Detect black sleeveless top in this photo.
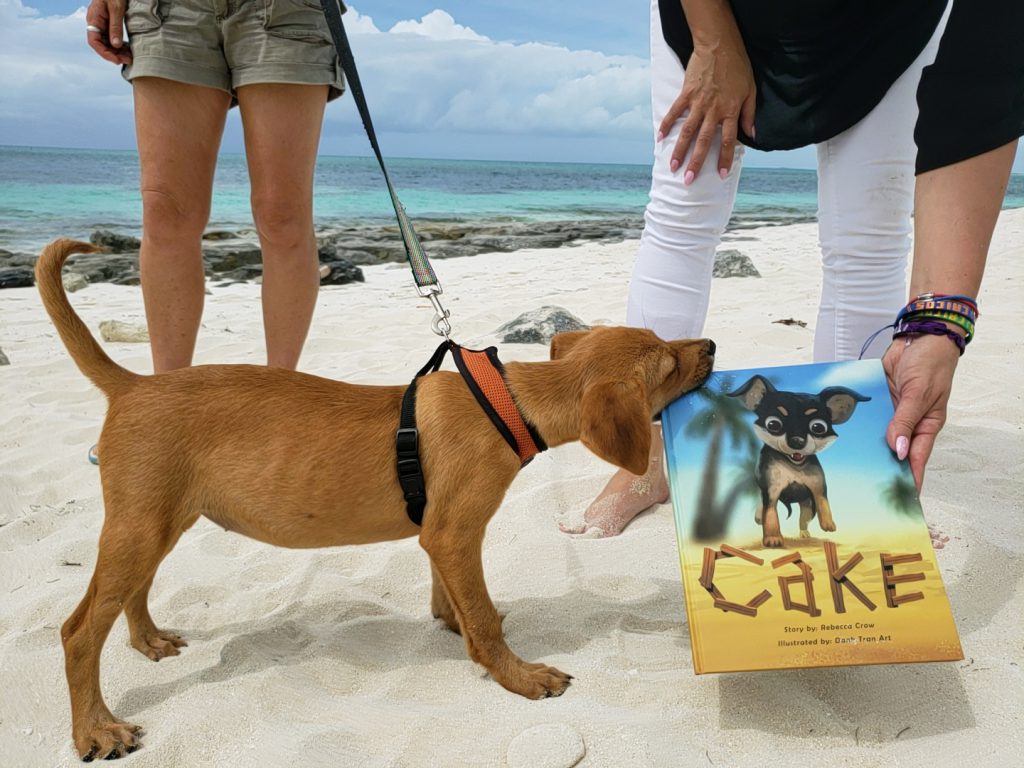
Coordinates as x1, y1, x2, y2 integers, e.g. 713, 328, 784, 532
660, 0, 1024, 173
658, 0, 948, 152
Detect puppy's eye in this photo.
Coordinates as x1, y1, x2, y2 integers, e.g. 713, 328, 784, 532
809, 419, 829, 437
764, 416, 784, 435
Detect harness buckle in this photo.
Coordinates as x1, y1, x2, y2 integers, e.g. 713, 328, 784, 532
395, 427, 419, 455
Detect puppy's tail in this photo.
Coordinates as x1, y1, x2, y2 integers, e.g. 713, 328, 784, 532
35, 239, 141, 397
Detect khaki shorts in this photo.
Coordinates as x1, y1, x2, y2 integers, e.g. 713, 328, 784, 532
122, 0, 345, 103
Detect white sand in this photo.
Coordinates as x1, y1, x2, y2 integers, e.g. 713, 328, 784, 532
1, 211, 1022, 767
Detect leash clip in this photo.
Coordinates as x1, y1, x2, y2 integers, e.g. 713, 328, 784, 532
419, 284, 452, 340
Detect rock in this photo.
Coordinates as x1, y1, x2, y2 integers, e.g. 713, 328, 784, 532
713, 249, 760, 278
112, 273, 141, 286
62, 273, 89, 293
202, 230, 238, 241
0, 348, 9, 365
0, 267, 34, 288
90, 230, 141, 253
319, 259, 364, 285
99, 320, 150, 343
64, 253, 139, 283
202, 245, 263, 273
506, 724, 585, 768
1, 252, 38, 268
497, 306, 590, 344
219, 264, 264, 281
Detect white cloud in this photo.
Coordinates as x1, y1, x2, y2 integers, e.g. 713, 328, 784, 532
0, 2, 651, 156
388, 9, 487, 41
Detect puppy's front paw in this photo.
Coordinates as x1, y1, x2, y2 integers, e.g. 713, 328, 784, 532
763, 535, 784, 548
75, 720, 142, 762
131, 629, 187, 662
799, 529, 810, 538
504, 661, 573, 700
819, 520, 837, 532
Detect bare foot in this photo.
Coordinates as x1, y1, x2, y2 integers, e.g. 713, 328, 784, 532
558, 428, 669, 537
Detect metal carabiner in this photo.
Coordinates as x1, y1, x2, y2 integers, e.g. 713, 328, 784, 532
426, 290, 452, 340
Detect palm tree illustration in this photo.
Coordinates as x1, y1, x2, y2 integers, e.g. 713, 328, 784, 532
882, 473, 920, 517
686, 385, 761, 540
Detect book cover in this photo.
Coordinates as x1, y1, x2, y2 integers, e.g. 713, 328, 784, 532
661, 359, 963, 674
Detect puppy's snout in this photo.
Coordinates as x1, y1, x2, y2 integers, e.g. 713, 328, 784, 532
705, 339, 716, 356
787, 434, 807, 450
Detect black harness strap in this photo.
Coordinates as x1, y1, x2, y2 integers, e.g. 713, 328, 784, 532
396, 341, 453, 526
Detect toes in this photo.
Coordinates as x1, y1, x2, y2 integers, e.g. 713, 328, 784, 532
78, 722, 142, 762
514, 664, 573, 699
133, 632, 186, 661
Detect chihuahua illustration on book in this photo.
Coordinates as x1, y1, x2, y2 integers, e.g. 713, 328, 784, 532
727, 375, 870, 547
661, 360, 962, 674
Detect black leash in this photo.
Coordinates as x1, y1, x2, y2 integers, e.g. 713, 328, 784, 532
319, 0, 452, 338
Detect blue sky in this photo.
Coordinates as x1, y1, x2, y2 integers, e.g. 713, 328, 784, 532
3, 2, 1021, 171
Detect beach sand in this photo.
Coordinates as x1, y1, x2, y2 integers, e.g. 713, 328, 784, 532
1, 211, 1021, 767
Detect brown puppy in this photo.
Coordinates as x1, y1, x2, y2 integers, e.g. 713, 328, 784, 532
37, 239, 715, 761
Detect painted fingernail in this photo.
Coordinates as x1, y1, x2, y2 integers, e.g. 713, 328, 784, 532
683, 170, 695, 186
896, 436, 909, 460
719, 168, 728, 180
656, 130, 665, 142
669, 158, 680, 173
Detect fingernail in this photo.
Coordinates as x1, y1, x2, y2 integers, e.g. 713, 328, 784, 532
683, 170, 695, 186
896, 436, 909, 460
113, 37, 122, 46
669, 158, 680, 173
656, 130, 665, 142
751, 126, 756, 139
719, 168, 728, 180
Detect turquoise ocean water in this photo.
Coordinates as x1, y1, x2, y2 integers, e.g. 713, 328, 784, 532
2, 145, 1023, 252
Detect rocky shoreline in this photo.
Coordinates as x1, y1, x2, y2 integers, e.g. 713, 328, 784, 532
0, 216, 651, 289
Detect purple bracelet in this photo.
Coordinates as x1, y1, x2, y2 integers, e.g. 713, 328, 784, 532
892, 318, 966, 355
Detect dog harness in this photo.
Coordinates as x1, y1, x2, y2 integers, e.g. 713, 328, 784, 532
396, 341, 547, 526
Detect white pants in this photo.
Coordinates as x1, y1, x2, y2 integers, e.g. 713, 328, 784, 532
628, 0, 949, 360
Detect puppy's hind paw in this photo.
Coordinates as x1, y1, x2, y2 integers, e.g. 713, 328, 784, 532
763, 535, 784, 548
131, 629, 187, 662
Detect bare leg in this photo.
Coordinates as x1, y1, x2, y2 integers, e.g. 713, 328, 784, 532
236, 84, 327, 370
133, 78, 230, 373
559, 424, 668, 537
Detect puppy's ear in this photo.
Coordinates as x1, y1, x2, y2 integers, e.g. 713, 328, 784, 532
727, 375, 774, 410
820, 387, 871, 424
579, 380, 651, 475
550, 330, 589, 361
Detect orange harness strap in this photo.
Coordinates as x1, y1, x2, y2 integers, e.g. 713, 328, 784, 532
452, 346, 546, 466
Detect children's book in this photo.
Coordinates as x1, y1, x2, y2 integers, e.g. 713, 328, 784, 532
661, 359, 963, 674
